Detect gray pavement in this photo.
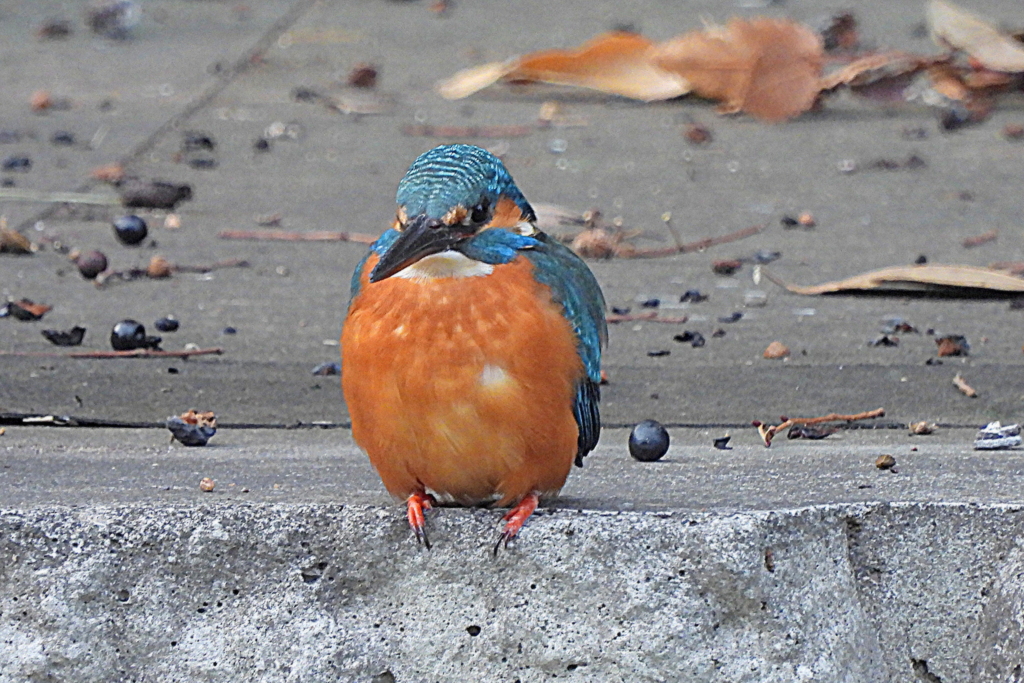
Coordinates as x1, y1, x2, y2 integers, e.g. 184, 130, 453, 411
3, 0, 1024, 680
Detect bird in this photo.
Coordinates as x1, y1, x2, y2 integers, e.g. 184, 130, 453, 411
341, 144, 606, 552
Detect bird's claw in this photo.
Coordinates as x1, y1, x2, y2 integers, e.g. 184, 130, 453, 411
406, 492, 435, 550
492, 492, 539, 556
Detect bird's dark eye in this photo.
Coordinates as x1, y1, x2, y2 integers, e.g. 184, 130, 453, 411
470, 200, 489, 225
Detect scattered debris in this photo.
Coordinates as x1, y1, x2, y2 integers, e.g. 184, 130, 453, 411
875, 453, 897, 470
909, 421, 937, 435
763, 341, 790, 359
718, 312, 743, 323
154, 317, 179, 333
763, 264, 1024, 295
973, 421, 1021, 450
605, 311, 688, 324
788, 425, 840, 440
753, 407, 885, 447
199, 477, 216, 492
927, 0, 1024, 72
347, 63, 379, 88
868, 334, 900, 347
680, 290, 708, 303
952, 372, 978, 397
936, 334, 970, 356
684, 123, 713, 144
0, 299, 51, 321
0, 227, 33, 254
647, 349, 670, 357
146, 256, 172, 279
0, 347, 222, 360
312, 361, 341, 376
713, 435, 732, 450
961, 229, 998, 248
95, 257, 249, 286
712, 259, 743, 275
401, 124, 534, 139
37, 18, 73, 40
218, 228, 377, 244
41, 326, 86, 347
86, 0, 139, 40
167, 409, 217, 447
629, 420, 670, 461
110, 320, 161, 351
117, 178, 193, 210
673, 331, 706, 347
882, 317, 919, 334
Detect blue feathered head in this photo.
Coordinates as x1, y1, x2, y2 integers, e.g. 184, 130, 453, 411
396, 144, 534, 222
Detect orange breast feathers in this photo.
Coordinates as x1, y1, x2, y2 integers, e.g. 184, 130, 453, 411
341, 254, 583, 507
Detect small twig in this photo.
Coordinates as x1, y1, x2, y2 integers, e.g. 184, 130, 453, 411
661, 211, 686, 252
619, 224, 763, 259
0, 348, 223, 359
218, 229, 377, 244
401, 124, 534, 138
962, 230, 998, 248
0, 188, 121, 205
172, 258, 250, 273
606, 311, 688, 324
753, 407, 886, 447
953, 373, 978, 398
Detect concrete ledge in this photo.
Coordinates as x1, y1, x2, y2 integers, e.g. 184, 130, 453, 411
2, 502, 1023, 682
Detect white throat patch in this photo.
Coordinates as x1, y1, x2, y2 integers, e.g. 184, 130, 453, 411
392, 250, 494, 280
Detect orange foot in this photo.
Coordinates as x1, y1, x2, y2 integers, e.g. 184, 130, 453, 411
494, 492, 540, 556
406, 491, 436, 549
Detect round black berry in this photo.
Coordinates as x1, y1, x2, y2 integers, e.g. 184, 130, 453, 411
629, 420, 670, 462
76, 250, 108, 279
110, 320, 161, 351
112, 215, 148, 246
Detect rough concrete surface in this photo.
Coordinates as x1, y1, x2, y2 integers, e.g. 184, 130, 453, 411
3, 0, 1024, 679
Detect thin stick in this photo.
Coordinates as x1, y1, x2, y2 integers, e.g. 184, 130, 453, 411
401, 124, 534, 138
753, 407, 886, 447
953, 373, 978, 398
218, 229, 377, 244
606, 311, 688, 324
0, 188, 121, 205
172, 258, 250, 273
0, 348, 223, 359
661, 212, 686, 252
622, 224, 762, 259
962, 230, 997, 248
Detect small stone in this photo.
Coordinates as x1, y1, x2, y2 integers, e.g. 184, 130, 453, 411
199, 477, 215, 492
909, 421, 937, 435
875, 454, 896, 470
75, 250, 108, 279
763, 341, 790, 359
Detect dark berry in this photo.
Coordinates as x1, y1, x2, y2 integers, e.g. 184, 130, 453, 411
154, 317, 179, 332
113, 215, 148, 246
51, 131, 76, 146
2, 156, 31, 172
253, 138, 271, 152
629, 420, 670, 461
76, 250, 108, 279
222, 326, 237, 335
110, 319, 161, 351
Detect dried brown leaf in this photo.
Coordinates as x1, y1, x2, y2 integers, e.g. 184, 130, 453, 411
0, 228, 33, 254
764, 264, 1024, 295
819, 52, 936, 96
928, 0, 1024, 72
653, 18, 823, 122
438, 32, 690, 101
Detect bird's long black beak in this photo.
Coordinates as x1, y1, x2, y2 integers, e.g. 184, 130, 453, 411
369, 215, 462, 282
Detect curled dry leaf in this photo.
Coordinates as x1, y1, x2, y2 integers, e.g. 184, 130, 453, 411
1, 299, 51, 321
439, 32, 691, 102
875, 454, 897, 470
0, 228, 33, 254
928, 0, 1024, 72
819, 52, 939, 99
652, 18, 824, 122
763, 264, 1024, 295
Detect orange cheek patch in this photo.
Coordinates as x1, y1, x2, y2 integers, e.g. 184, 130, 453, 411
487, 197, 524, 229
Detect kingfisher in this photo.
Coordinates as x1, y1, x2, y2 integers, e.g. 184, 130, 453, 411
341, 144, 606, 552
